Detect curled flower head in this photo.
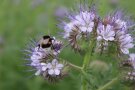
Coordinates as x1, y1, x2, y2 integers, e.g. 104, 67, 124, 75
24, 36, 68, 83
63, 10, 95, 36
129, 54, 135, 69
112, 11, 131, 30
103, 11, 132, 31
120, 54, 135, 69
60, 5, 97, 52
123, 71, 135, 84
113, 17, 134, 56
73, 11, 95, 33
112, 13, 132, 55
115, 19, 127, 30
97, 24, 115, 41
121, 54, 135, 83
96, 11, 134, 55
126, 71, 135, 81
116, 31, 134, 54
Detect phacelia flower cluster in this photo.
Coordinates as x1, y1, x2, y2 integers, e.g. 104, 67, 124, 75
59, 6, 135, 86
63, 11, 95, 38
30, 47, 63, 76
60, 7, 134, 55
60, 8, 97, 52
25, 36, 68, 82
121, 54, 135, 82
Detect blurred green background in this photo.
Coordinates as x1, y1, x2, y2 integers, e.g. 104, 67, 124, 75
0, 0, 135, 90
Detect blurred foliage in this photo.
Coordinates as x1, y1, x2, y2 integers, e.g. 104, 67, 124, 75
0, 0, 135, 90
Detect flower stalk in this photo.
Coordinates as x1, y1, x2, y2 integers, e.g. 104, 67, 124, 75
81, 37, 96, 90
68, 62, 83, 71
97, 77, 119, 90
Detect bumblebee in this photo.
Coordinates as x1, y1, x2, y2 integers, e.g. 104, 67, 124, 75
38, 35, 55, 49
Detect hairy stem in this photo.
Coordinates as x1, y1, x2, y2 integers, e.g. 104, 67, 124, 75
81, 76, 88, 90
82, 39, 96, 69
81, 38, 96, 90
97, 77, 119, 90
68, 62, 83, 71
81, 24, 98, 90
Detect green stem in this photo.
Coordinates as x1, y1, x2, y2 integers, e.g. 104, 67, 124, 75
81, 25, 98, 90
81, 76, 88, 90
82, 39, 95, 69
68, 62, 83, 71
97, 77, 119, 90
82, 53, 91, 69
81, 39, 96, 90
68, 62, 89, 90
59, 58, 83, 71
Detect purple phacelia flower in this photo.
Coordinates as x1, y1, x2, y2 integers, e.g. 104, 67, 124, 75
97, 24, 115, 41
24, 36, 68, 83
63, 11, 95, 38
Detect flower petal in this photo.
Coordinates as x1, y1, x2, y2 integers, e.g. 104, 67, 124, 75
42, 66, 47, 71
48, 69, 54, 75
35, 70, 41, 76
57, 64, 64, 69
54, 69, 60, 75
52, 59, 58, 65
121, 48, 129, 54
47, 63, 52, 69
129, 54, 135, 61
